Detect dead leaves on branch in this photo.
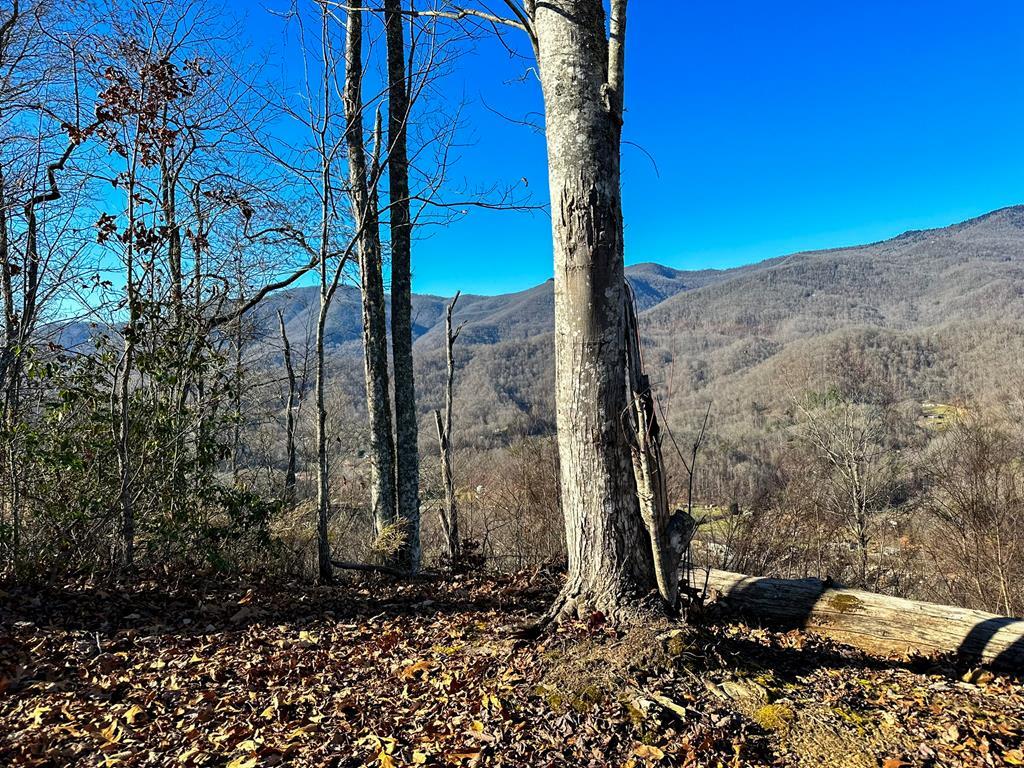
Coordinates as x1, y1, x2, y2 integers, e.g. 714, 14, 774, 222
0, 574, 1021, 767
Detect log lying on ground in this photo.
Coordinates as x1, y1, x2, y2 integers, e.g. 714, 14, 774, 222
702, 569, 1024, 673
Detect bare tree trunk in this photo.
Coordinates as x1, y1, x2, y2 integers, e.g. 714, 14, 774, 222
188, 184, 207, 484
116, 291, 136, 570
159, 142, 184, 330
384, 0, 420, 573
314, 277, 332, 583
115, 165, 140, 571
345, 4, 398, 551
534, 0, 656, 622
0, 168, 16, 565
0, 168, 15, 398
231, 310, 243, 483
158, 146, 191, 520
623, 288, 693, 607
434, 291, 462, 562
312, 5, 336, 586
278, 310, 298, 506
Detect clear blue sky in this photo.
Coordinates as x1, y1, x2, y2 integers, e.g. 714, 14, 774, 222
247, 1, 1024, 296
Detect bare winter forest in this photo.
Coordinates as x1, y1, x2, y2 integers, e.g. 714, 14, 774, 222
0, 1, 1023, 766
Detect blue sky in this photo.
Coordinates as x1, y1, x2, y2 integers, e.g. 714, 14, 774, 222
245, 1, 1024, 296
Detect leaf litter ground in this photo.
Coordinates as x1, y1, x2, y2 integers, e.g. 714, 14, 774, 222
0, 572, 1021, 767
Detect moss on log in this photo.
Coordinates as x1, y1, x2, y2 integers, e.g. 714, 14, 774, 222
703, 569, 1024, 673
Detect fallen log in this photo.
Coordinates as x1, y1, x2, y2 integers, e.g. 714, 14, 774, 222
331, 560, 405, 577
702, 569, 1024, 673
330, 560, 442, 579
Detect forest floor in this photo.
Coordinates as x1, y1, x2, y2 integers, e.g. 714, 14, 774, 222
0, 571, 1021, 768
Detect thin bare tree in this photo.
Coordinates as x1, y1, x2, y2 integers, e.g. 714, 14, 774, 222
278, 309, 298, 506
434, 290, 463, 562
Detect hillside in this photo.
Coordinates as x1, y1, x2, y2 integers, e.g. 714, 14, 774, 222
249, 206, 1024, 446
57, 207, 1024, 447
642, 206, 1024, 433
253, 261, 715, 355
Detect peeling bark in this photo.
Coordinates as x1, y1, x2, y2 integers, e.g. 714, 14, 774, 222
624, 288, 693, 607
533, 0, 656, 622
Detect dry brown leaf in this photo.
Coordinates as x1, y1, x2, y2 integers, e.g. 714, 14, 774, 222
1005, 749, 1024, 766
400, 659, 434, 680
633, 744, 665, 761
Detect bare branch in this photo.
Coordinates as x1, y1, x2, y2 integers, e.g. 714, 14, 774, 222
325, 2, 529, 32
607, 0, 627, 120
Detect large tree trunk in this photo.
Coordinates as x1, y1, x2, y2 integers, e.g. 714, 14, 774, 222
345, 4, 398, 549
704, 569, 1024, 673
534, 0, 655, 622
384, 0, 420, 573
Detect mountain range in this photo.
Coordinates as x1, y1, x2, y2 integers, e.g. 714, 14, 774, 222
246, 205, 1024, 446
56, 206, 1024, 448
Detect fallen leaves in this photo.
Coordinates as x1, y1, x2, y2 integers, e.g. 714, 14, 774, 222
0, 573, 1020, 767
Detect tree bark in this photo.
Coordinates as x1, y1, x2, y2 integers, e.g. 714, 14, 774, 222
704, 569, 1024, 673
623, 289, 692, 607
435, 292, 461, 561
313, 3, 337, 586
159, 142, 184, 331
115, 169, 140, 571
0, 167, 15, 399
230, 303, 243, 483
0, 168, 17, 565
384, 0, 420, 574
533, 0, 655, 622
278, 309, 298, 506
345, 4, 398, 550
314, 275, 332, 583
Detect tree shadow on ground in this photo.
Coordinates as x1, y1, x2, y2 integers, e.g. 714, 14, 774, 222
958, 617, 1024, 671
0, 573, 549, 639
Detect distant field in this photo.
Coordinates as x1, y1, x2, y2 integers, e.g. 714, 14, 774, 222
920, 401, 966, 430
690, 505, 737, 539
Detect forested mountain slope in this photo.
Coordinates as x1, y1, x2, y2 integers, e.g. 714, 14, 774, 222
252, 261, 714, 355
247, 206, 1024, 446
643, 205, 1024, 433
